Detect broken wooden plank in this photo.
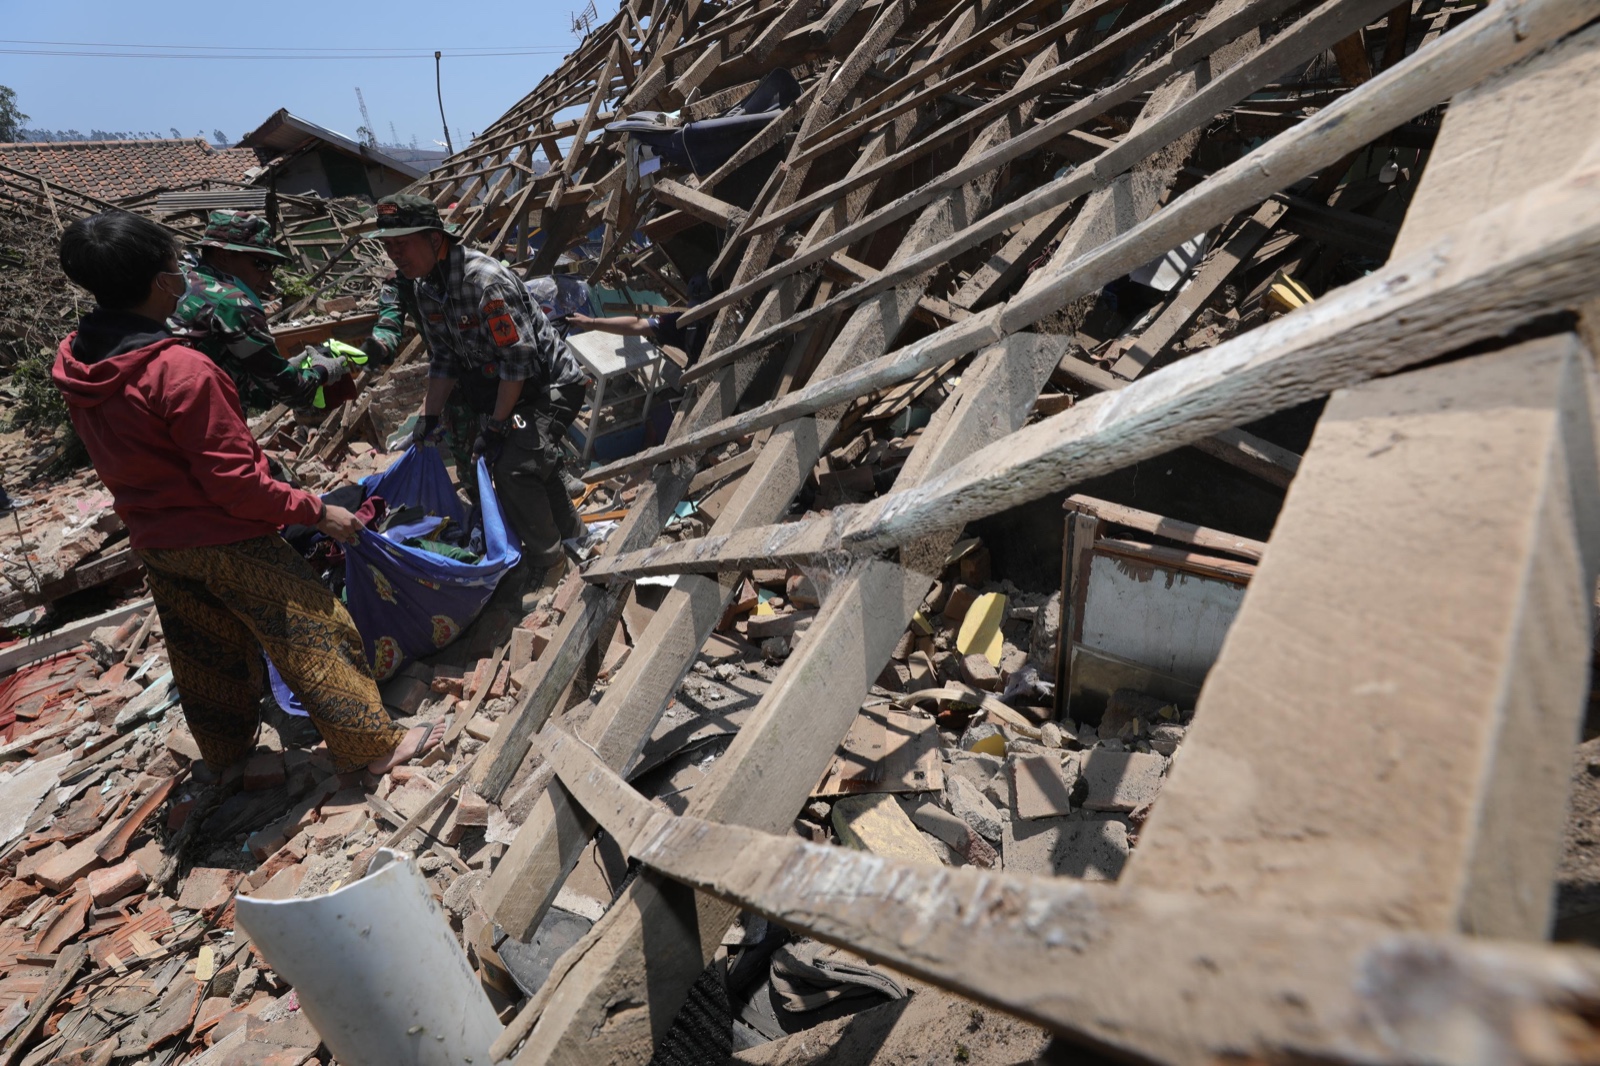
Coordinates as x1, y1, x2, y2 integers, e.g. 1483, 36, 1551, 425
1108, 200, 1288, 380
0, 944, 85, 1066
650, 178, 747, 229
679, 0, 1395, 335
586, 0, 1588, 485
1064, 496, 1268, 561
1131, 334, 1600, 938
1191, 426, 1302, 488
527, 726, 1600, 1066
0, 598, 154, 678
581, 158, 1600, 578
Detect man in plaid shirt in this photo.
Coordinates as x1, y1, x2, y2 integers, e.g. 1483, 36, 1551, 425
363, 194, 588, 604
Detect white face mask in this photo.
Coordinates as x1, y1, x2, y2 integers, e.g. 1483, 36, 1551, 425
156, 270, 187, 300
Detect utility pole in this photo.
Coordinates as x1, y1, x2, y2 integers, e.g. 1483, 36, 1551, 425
435, 52, 454, 156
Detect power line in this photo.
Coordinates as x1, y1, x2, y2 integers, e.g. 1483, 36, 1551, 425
0, 38, 570, 53
0, 45, 571, 60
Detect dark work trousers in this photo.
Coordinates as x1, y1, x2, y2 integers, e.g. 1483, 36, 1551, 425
492, 382, 585, 569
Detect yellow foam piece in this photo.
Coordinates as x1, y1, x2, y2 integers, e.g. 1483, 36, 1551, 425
832, 793, 940, 865
956, 592, 1007, 666
754, 602, 775, 616
968, 732, 1007, 757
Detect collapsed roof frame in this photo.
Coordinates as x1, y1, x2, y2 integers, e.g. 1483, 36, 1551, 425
290, 0, 1600, 1056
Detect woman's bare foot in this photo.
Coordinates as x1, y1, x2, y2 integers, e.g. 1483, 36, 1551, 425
366, 720, 448, 776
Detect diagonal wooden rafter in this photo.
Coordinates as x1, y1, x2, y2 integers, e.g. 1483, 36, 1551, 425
580, 159, 1600, 578
582, 0, 1592, 484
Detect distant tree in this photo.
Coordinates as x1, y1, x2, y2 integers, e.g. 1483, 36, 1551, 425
169, 127, 180, 139
0, 86, 28, 143
212, 129, 229, 146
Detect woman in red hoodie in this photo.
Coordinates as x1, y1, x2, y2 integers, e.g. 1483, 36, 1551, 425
55, 211, 443, 777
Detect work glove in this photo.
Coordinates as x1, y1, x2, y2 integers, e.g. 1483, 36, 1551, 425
411, 414, 444, 448
300, 345, 350, 386
361, 336, 391, 369
471, 417, 509, 461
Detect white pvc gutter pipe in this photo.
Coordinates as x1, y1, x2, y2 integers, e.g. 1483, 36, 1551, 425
235, 847, 502, 1065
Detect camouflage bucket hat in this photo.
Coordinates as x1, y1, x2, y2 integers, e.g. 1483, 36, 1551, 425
362, 193, 460, 238
193, 211, 291, 261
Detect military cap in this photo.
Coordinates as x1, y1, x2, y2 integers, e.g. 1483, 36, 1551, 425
362, 193, 460, 238
193, 211, 291, 261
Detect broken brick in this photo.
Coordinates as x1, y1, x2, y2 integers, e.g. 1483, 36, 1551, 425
87, 858, 147, 906
242, 751, 285, 792
942, 584, 979, 625
177, 868, 243, 916
32, 835, 107, 892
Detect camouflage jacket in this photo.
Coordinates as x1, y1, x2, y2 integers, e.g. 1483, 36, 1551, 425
368, 275, 408, 363
167, 258, 318, 410
375, 246, 585, 415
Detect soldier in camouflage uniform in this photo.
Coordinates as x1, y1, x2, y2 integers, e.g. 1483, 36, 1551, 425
362, 194, 589, 605
168, 212, 345, 411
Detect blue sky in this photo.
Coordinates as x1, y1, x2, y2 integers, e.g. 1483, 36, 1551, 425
1, 0, 587, 146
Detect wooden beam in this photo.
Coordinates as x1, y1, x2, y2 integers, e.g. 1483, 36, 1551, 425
1065, 495, 1267, 560
1094, 537, 1256, 583
797, 0, 1117, 153
701, 0, 917, 299
472, 464, 695, 801
739, 0, 1229, 241
485, 0, 1052, 940
479, 569, 731, 936
512, 39, 1088, 1024
675, 0, 1582, 378
476, 0, 949, 858
698, 73, 821, 193
1108, 200, 1287, 380
513, 334, 1073, 1063
0, 548, 142, 618
1389, 19, 1600, 261
587, 0, 1594, 482
580, 160, 1600, 578
528, 726, 1600, 1066
1191, 426, 1301, 488
1130, 333, 1600, 939
562, 47, 619, 182
0, 597, 154, 678
650, 178, 746, 228
680, 0, 1380, 330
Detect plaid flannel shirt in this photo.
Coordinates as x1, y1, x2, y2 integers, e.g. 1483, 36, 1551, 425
408, 246, 585, 394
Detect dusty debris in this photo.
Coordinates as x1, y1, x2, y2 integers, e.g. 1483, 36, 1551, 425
2, 0, 1597, 1059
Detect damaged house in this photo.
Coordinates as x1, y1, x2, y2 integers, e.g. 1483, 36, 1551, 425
0, 0, 1599, 1061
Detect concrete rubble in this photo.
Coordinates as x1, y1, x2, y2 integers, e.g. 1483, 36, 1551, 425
0, 0, 1598, 1059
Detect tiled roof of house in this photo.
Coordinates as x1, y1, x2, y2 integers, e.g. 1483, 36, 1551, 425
0, 138, 266, 202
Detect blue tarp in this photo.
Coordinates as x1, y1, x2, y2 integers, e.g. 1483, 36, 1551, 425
269, 445, 520, 715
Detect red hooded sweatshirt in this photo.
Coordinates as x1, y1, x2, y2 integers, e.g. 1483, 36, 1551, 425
54, 310, 323, 550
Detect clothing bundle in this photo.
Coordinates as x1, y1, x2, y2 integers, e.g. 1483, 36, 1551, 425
270, 446, 521, 719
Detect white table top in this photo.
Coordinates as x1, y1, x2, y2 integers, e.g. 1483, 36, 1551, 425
566, 331, 665, 377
